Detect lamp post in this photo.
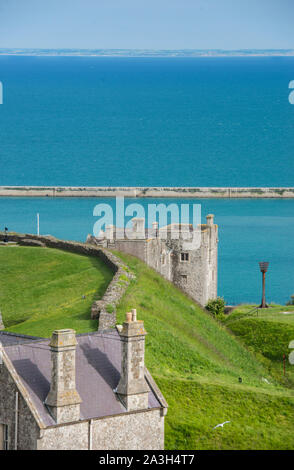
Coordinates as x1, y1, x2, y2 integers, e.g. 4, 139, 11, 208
259, 262, 269, 308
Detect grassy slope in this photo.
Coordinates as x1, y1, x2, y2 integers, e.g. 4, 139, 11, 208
223, 305, 294, 388
0, 246, 113, 336
1, 246, 293, 449
113, 251, 294, 450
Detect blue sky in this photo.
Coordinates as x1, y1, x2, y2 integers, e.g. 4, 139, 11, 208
0, 0, 293, 50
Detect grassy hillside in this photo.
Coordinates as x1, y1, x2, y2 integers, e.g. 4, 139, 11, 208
113, 251, 294, 450
222, 305, 294, 388
0, 246, 113, 336
1, 245, 293, 449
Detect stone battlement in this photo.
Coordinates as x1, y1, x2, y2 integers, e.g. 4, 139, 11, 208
88, 215, 218, 306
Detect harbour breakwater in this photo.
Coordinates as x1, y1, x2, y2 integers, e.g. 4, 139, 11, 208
0, 186, 294, 198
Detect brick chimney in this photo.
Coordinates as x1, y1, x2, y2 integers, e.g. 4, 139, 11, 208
116, 309, 150, 411
45, 329, 81, 424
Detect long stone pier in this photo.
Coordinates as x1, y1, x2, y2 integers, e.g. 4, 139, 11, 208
0, 186, 294, 198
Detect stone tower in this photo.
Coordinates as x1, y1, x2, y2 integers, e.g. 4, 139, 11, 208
88, 213, 218, 307
116, 310, 150, 411
45, 329, 81, 424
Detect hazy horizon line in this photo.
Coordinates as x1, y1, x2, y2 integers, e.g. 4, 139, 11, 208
1, 47, 294, 57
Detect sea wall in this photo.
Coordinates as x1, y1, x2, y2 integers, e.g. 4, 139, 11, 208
0, 232, 134, 331
0, 186, 294, 198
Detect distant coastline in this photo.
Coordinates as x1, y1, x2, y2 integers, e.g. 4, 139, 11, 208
1, 48, 294, 57
1, 186, 294, 198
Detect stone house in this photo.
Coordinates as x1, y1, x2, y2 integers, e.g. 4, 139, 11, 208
0, 311, 167, 450
88, 214, 218, 306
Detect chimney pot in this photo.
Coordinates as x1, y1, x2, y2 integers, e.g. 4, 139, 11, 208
126, 311, 132, 322
131, 308, 137, 321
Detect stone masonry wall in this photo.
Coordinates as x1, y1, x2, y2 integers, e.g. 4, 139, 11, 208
0, 358, 40, 450
91, 408, 164, 450
37, 408, 164, 450
0, 232, 134, 331
100, 223, 218, 307
109, 239, 147, 263
37, 421, 89, 450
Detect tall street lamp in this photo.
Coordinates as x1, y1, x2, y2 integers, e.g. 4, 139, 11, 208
259, 262, 269, 308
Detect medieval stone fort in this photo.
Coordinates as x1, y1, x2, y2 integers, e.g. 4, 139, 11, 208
88, 213, 218, 307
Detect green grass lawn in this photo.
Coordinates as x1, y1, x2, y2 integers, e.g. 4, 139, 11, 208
222, 304, 294, 389
1, 245, 293, 449
0, 246, 113, 336
113, 251, 294, 450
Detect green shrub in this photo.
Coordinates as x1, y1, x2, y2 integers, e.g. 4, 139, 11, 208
206, 297, 225, 317
286, 294, 294, 306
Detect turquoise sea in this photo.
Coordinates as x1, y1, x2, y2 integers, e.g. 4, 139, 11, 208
0, 56, 294, 186
0, 56, 293, 305
0, 197, 293, 306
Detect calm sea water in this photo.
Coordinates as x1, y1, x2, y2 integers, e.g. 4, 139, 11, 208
0, 56, 293, 186
0, 197, 293, 306
0, 56, 293, 305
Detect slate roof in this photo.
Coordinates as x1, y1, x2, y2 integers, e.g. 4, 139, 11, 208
0, 331, 43, 346
3, 331, 162, 427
